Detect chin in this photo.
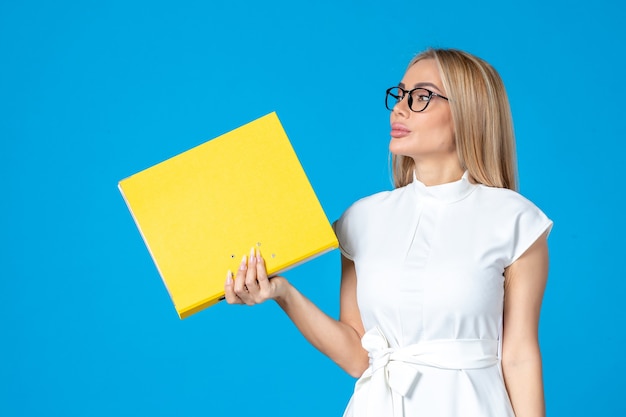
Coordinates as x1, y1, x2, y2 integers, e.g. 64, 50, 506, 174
388, 141, 413, 158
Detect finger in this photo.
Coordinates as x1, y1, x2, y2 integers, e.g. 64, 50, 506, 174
256, 248, 271, 295
224, 270, 243, 304
233, 254, 250, 301
236, 253, 258, 306
245, 247, 260, 294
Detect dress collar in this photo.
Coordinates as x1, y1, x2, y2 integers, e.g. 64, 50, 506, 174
411, 170, 475, 204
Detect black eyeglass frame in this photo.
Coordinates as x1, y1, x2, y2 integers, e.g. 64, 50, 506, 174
385, 86, 449, 112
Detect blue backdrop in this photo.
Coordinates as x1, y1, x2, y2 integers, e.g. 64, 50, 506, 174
2, 0, 623, 416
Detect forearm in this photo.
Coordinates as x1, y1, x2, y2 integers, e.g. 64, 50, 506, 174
275, 282, 369, 377
502, 346, 545, 417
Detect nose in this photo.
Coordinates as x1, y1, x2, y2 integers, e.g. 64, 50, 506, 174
392, 94, 410, 118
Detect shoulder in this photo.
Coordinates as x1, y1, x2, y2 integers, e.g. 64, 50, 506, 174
472, 184, 547, 217
335, 188, 394, 232
342, 185, 412, 218
333, 186, 412, 259
471, 184, 553, 265
335, 185, 416, 237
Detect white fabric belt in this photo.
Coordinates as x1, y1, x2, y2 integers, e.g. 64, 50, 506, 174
348, 327, 499, 417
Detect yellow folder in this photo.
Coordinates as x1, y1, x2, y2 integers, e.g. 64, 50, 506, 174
119, 112, 338, 319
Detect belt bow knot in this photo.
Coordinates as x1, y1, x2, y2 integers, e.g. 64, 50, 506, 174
363, 328, 421, 398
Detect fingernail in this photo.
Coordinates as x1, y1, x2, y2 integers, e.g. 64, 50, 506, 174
240, 255, 247, 270
250, 247, 255, 262
226, 270, 233, 284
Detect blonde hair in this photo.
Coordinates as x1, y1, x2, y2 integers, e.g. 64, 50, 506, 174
391, 48, 518, 191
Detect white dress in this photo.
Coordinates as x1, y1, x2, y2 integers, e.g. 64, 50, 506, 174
333, 172, 553, 417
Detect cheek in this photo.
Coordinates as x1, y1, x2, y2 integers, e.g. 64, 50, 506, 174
435, 112, 455, 142
443, 119, 456, 147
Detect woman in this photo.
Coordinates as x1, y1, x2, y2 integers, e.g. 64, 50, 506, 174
224, 48, 552, 417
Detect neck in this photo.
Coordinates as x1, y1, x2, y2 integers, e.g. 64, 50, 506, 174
413, 162, 465, 186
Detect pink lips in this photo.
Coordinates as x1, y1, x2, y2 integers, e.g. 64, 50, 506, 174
390, 123, 411, 138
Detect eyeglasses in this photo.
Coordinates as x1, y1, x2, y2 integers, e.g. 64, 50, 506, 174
385, 86, 449, 112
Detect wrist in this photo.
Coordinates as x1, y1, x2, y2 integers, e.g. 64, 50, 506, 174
272, 277, 293, 306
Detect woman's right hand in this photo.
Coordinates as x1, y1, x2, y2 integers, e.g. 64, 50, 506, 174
223, 247, 287, 306
224, 250, 369, 377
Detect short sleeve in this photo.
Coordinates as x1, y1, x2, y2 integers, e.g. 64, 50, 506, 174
507, 201, 553, 266
332, 207, 356, 261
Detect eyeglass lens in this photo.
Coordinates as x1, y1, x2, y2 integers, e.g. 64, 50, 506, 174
385, 87, 432, 112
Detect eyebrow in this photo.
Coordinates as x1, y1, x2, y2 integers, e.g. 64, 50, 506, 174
398, 81, 445, 93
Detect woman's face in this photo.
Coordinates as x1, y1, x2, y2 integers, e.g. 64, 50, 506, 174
389, 59, 457, 170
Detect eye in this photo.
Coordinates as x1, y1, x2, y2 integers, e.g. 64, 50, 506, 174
412, 88, 431, 102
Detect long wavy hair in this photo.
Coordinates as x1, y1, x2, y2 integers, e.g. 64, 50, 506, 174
391, 48, 518, 191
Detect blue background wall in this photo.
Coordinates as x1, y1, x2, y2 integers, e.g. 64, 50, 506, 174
2, 0, 623, 416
